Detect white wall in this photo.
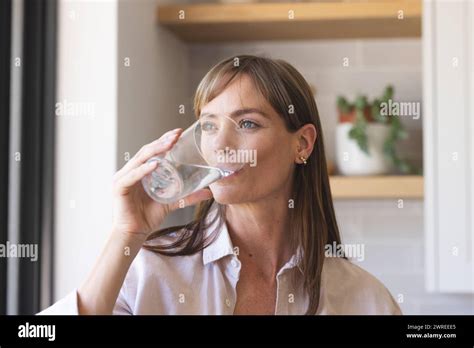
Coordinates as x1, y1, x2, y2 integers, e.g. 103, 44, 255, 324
53, 0, 190, 302
54, 0, 118, 300
117, 0, 192, 229
423, 0, 474, 293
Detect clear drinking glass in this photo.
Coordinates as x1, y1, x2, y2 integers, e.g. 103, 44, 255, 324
141, 114, 248, 204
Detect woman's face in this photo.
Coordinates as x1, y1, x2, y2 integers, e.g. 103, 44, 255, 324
200, 74, 301, 205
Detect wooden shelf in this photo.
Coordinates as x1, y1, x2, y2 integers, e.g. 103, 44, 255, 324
157, 0, 422, 42
329, 175, 423, 199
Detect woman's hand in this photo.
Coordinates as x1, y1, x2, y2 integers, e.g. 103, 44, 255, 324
111, 128, 213, 240
76, 128, 214, 314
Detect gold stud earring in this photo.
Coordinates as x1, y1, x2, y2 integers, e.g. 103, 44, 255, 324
299, 156, 307, 165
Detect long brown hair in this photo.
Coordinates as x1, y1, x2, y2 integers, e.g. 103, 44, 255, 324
144, 54, 344, 315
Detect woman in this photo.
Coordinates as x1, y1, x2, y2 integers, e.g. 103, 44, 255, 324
40, 55, 402, 315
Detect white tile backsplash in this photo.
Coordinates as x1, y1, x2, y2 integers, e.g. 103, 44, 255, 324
336, 198, 474, 314
360, 39, 422, 68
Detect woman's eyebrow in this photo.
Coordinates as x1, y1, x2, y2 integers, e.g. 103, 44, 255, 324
200, 108, 269, 119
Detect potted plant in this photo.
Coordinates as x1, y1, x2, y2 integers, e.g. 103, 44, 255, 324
335, 85, 420, 175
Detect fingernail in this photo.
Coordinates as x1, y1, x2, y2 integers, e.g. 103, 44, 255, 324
148, 161, 157, 167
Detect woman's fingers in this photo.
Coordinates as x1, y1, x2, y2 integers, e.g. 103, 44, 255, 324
113, 128, 182, 182
114, 160, 159, 196
134, 129, 182, 164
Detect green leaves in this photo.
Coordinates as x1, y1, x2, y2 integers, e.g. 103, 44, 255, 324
348, 108, 369, 155
354, 95, 368, 111
381, 85, 394, 102
337, 96, 351, 114
337, 85, 421, 174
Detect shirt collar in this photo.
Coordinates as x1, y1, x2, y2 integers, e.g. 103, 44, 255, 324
274, 244, 304, 275
202, 203, 235, 265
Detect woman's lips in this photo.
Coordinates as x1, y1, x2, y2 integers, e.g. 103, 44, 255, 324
226, 168, 242, 178
218, 167, 244, 182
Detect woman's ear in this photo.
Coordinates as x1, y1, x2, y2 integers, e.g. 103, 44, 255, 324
295, 123, 317, 164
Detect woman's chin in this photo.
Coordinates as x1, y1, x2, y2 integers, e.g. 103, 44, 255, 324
209, 186, 246, 205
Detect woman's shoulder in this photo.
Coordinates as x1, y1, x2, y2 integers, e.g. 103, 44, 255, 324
320, 257, 402, 315
322, 256, 383, 286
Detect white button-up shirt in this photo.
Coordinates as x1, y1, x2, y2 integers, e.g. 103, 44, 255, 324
39, 205, 402, 315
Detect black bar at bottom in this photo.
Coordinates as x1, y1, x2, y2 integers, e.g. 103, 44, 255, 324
0, 315, 473, 345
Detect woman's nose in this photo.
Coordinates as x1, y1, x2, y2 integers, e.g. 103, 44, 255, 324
213, 131, 235, 152
212, 121, 239, 152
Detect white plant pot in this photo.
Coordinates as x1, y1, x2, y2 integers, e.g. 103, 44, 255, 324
336, 123, 392, 176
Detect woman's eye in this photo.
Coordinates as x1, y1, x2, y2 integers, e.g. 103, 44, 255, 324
239, 119, 259, 129
201, 121, 217, 131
